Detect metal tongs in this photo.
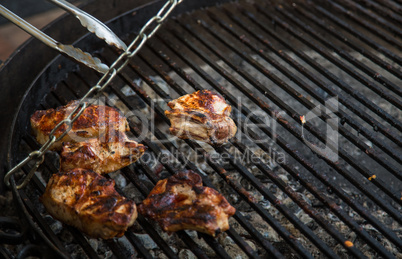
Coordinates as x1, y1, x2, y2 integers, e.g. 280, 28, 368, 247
0, 0, 127, 73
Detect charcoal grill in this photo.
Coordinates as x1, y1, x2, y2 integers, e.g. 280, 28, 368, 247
0, 0, 401, 258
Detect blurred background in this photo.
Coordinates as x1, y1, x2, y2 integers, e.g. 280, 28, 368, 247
0, 0, 86, 61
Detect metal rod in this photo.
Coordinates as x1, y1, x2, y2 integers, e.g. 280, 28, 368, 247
70, 71, 243, 259
326, 0, 402, 48
256, 7, 402, 140
96, 55, 296, 257
205, 10, 402, 178
153, 29, 402, 252
307, 2, 402, 66
374, 0, 402, 15
135, 51, 345, 259
131, 38, 392, 258
199, 10, 402, 181
295, 2, 402, 74
352, 0, 402, 24
110, 69, 287, 258
237, 7, 402, 165
332, 0, 402, 38
142, 40, 395, 257
274, 5, 402, 102
139, 45, 396, 258
165, 21, 402, 208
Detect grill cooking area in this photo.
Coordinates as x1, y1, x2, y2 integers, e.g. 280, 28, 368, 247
0, 0, 401, 258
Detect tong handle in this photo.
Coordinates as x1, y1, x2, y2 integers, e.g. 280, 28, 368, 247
0, 4, 109, 74
0, 4, 57, 48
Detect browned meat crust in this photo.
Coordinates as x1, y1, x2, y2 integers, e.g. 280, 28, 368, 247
60, 131, 146, 175
138, 170, 236, 237
165, 90, 237, 145
30, 101, 129, 150
41, 168, 137, 239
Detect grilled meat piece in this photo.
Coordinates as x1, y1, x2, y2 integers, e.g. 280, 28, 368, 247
60, 131, 146, 175
138, 170, 235, 237
165, 90, 237, 145
31, 101, 129, 150
41, 168, 137, 239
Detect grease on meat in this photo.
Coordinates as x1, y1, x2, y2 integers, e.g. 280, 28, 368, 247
60, 130, 146, 175
165, 90, 237, 145
138, 170, 235, 237
31, 101, 129, 150
41, 168, 137, 239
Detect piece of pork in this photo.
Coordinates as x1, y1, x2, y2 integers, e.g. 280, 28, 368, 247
60, 131, 146, 175
138, 170, 235, 237
41, 168, 137, 239
31, 101, 129, 150
165, 90, 237, 145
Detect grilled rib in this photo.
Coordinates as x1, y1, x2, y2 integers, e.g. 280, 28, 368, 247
165, 90, 237, 145
31, 101, 129, 150
60, 131, 146, 175
138, 170, 236, 237
41, 168, 137, 239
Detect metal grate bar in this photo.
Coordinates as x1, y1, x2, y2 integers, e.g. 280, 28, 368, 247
332, 0, 402, 37
294, 3, 402, 76
177, 13, 402, 192
10, 1, 401, 258
325, 0, 402, 48
134, 51, 350, 259
256, 7, 402, 142
274, 5, 402, 101
198, 10, 402, 179
151, 23, 401, 255
306, 3, 402, 66
162, 23, 402, 211
82, 70, 255, 259
124, 231, 154, 259
353, 0, 402, 24
118, 147, 211, 257
137, 43, 391, 258
120, 56, 325, 257
110, 65, 293, 258
368, 0, 402, 15
28, 107, 150, 259
99, 54, 305, 257
237, 8, 402, 165
67, 72, 205, 259
142, 36, 399, 257
23, 135, 100, 259
150, 21, 398, 219
128, 161, 259, 259
46, 76, 179, 259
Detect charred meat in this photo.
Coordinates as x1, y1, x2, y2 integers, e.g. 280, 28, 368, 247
31, 101, 129, 150
138, 170, 235, 237
60, 131, 146, 175
165, 90, 237, 145
41, 168, 137, 239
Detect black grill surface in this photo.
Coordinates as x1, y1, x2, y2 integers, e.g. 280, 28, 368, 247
1, 0, 401, 258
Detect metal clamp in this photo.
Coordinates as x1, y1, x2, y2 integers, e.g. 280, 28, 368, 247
3, 0, 183, 189
47, 0, 128, 51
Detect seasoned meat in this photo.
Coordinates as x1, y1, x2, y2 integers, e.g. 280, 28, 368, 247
60, 131, 146, 175
41, 168, 137, 239
138, 170, 235, 237
31, 101, 129, 150
165, 90, 237, 145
